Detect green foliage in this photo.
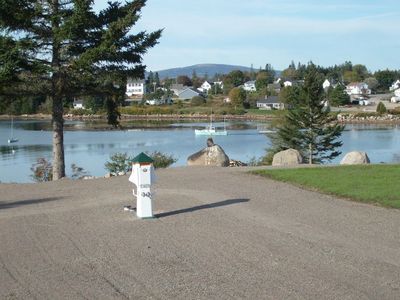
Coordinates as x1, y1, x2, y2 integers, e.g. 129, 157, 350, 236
328, 85, 350, 106
191, 96, 206, 106
229, 87, 246, 108
176, 75, 192, 86
146, 151, 177, 169
376, 102, 387, 114
254, 165, 400, 209
69, 108, 92, 115
266, 63, 344, 164
279, 86, 301, 107
374, 70, 400, 92
105, 153, 133, 175
119, 106, 175, 115
31, 158, 53, 182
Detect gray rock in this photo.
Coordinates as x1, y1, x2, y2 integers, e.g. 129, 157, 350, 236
104, 173, 112, 178
117, 171, 126, 176
340, 151, 370, 165
187, 144, 230, 167
272, 149, 303, 167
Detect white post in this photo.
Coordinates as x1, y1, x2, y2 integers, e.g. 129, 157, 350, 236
128, 153, 156, 219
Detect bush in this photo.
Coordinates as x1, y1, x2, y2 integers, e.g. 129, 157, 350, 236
146, 151, 177, 169
376, 102, 387, 114
191, 96, 206, 106
71, 164, 90, 179
119, 106, 175, 115
31, 158, 53, 182
69, 108, 92, 115
104, 153, 133, 175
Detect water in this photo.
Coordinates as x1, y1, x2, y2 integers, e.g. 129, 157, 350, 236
1, 120, 400, 183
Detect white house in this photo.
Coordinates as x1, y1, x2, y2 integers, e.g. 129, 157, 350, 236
73, 99, 85, 109
126, 79, 146, 97
395, 89, 400, 97
283, 80, 293, 87
390, 80, 400, 91
323, 79, 331, 90
198, 81, 213, 93
256, 96, 283, 110
213, 81, 224, 89
345, 82, 371, 96
243, 80, 256, 92
146, 97, 172, 106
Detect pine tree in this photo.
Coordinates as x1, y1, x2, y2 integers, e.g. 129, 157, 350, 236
0, 0, 161, 180
267, 63, 344, 164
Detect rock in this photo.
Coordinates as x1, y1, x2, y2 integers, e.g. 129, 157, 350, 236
340, 151, 370, 165
117, 171, 126, 176
82, 176, 95, 180
187, 144, 230, 167
104, 173, 112, 178
272, 149, 303, 167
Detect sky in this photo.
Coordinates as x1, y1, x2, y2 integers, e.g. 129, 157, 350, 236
94, 0, 400, 72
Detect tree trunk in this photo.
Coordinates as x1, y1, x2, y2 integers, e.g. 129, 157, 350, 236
51, 0, 65, 180
52, 93, 65, 180
309, 143, 313, 165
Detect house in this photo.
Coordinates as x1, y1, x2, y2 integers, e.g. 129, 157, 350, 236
256, 96, 284, 110
267, 83, 281, 94
395, 89, 400, 97
198, 81, 213, 93
73, 99, 85, 109
283, 80, 293, 87
323, 79, 331, 90
126, 79, 146, 98
243, 80, 256, 92
390, 80, 400, 91
177, 88, 203, 100
170, 83, 185, 96
345, 82, 371, 96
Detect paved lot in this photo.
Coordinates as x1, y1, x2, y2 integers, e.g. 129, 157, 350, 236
1, 167, 399, 299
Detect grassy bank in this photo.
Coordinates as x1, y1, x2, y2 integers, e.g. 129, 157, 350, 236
254, 165, 400, 209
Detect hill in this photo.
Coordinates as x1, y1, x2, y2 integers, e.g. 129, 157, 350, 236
150, 64, 253, 79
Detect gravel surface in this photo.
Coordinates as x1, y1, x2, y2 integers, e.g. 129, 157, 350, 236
1, 167, 399, 299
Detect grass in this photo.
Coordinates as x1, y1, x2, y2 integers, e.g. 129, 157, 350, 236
253, 165, 400, 209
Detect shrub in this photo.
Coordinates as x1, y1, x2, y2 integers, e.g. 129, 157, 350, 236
147, 151, 177, 169
104, 153, 133, 175
71, 164, 89, 179
191, 96, 206, 106
376, 102, 387, 114
69, 108, 92, 115
31, 158, 53, 182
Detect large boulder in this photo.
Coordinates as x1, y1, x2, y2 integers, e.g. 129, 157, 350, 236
272, 149, 303, 167
187, 145, 230, 167
340, 151, 370, 165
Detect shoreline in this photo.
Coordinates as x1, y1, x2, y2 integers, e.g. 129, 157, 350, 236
2, 113, 400, 125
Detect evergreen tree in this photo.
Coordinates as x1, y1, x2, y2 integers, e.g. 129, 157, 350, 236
267, 63, 344, 164
0, 0, 161, 180
328, 85, 350, 107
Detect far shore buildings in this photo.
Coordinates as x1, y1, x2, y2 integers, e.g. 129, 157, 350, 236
198, 80, 224, 93
390, 80, 400, 92
177, 88, 203, 100
126, 78, 146, 97
345, 82, 371, 96
243, 80, 256, 92
256, 96, 284, 110
73, 99, 85, 109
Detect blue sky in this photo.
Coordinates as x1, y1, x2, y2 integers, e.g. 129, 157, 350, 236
94, 0, 400, 72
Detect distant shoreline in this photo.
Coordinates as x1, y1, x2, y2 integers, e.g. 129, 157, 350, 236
1, 113, 400, 125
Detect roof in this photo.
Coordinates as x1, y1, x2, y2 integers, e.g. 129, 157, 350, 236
245, 80, 256, 85
132, 152, 154, 164
257, 96, 280, 104
127, 78, 145, 84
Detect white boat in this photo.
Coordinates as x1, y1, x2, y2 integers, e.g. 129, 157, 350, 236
195, 116, 228, 136
7, 117, 18, 144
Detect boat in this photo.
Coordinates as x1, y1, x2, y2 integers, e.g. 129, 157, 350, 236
195, 115, 228, 136
7, 117, 18, 144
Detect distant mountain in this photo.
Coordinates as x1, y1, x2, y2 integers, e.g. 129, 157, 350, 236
150, 64, 253, 79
